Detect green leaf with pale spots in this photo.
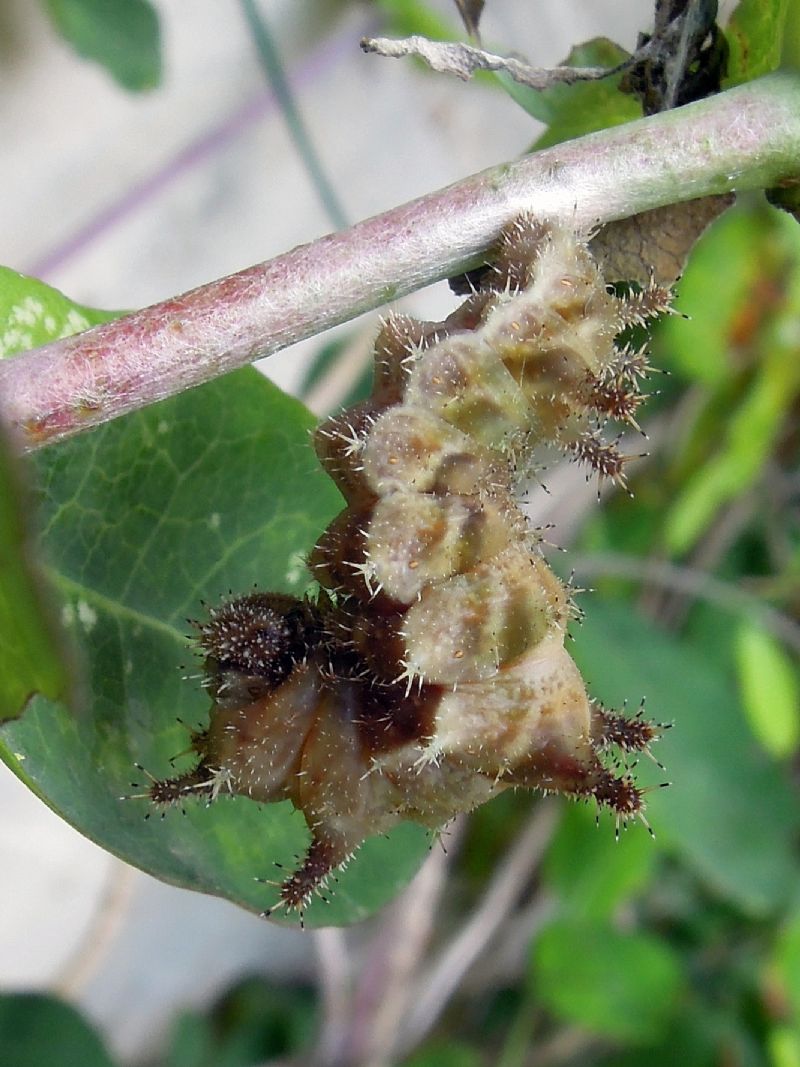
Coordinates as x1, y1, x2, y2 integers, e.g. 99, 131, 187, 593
0, 267, 117, 360
0, 366, 431, 927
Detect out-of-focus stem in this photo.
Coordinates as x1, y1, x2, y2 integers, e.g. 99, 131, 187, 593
2, 72, 800, 450
239, 0, 348, 230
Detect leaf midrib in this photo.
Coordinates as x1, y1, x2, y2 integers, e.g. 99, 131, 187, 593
47, 568, 188, 647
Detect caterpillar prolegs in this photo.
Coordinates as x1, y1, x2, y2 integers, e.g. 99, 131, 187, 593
144, 218, 671, 913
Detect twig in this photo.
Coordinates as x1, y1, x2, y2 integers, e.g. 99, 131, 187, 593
571, 551, 800, 654
53, 859, 137, 995
3, 73, 800, 450
360, 35, 620, 89
337, 829, 459, 1067
398, 799, 560, 1055
524, 1026, 600, 1067
312, 927, 352, 1067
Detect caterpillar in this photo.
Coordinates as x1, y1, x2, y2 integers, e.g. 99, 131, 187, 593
142, 218, 671, 914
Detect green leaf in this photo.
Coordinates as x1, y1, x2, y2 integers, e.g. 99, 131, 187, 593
501, 38, 640, 148
0, 993, 117, 1067
374, 0, 457, 40
572, 602, 800, 915
0, 422, 71, 720
166, 976, 315, 1067
43, 0, 161, 92
768, 1027, 800, 1067
0, 266, 110, 721
735, 623, 800, 758
596, 1008, 749, 1067
0, 266, 117, 359
725, 0, 790, 85
0, 269, 430, 925
165, 1013, 214, 1067
532, 919, 683, 1043
542, 801, 656, 923
0, 368, 431, 927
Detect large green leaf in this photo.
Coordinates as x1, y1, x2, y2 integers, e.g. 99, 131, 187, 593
0, 368, 431, 926
0, 266, 117, 358
0, 266, 430, 926
572, 602, 800, 915
43, 0, 161, 92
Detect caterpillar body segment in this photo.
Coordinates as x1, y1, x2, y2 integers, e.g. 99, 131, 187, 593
143, 219, 666, 914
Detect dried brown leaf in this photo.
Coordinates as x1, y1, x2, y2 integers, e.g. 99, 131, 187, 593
360, 35, 616, 89
590, 194, 734, 285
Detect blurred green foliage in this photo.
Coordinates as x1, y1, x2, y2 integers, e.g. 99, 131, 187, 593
500, 38, 642, 148
42, 0, 161, 91
726, 0, 790, 84
162, 977, 317, 1067
0, 994, 116, 1067
0, 423, 71, 721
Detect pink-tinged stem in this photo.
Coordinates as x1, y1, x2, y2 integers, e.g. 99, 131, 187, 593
2, 72, 800, 450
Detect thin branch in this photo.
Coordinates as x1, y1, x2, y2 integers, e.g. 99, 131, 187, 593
336, 832, 458, 1067
312, 927, 352, 1067
3, 73, 800, 450
571, 551, 800, 655
360, 35, 620, 88
398, 799, 560, 1055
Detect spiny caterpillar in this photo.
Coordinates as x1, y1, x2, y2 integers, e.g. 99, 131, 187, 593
141, 218, 671, 915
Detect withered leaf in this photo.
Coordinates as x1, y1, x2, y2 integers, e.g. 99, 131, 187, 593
590, 194, 734, 285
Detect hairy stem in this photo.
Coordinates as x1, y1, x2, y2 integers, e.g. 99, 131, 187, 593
2, 72, 800, 450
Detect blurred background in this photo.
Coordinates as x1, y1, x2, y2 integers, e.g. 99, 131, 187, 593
2, 1, 800, 1065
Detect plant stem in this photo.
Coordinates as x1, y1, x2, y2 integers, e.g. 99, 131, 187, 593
2, 72, 800, 450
